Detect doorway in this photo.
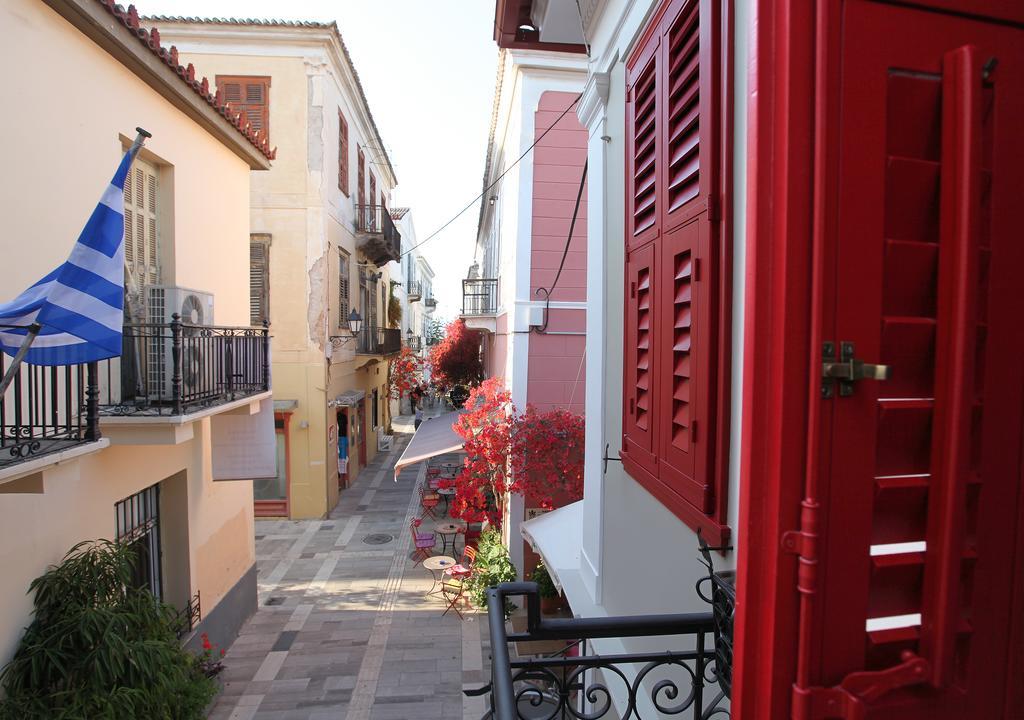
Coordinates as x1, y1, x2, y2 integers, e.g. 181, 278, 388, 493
254, 413, 290, 517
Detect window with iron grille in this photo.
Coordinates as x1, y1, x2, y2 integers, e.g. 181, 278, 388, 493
115, 484, 163, 600
338, 109, 350, 196
250, 234, 271, 326
217, 75, 271, 141
339, 250, 350, 326
621, 0, 731, 545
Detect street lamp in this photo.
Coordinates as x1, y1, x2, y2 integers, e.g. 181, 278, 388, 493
405, 327, 413, 345
348, 309, 363, 336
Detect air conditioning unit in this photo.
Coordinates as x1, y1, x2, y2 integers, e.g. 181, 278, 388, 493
145, 286, 216, 401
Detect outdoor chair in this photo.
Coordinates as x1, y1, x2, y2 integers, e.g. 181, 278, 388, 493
444, 545, 476, 580
426, 467, 441, 479
441, 573, 469, 619
460, 521, 483, 548
420, 487, 441, 519
410, 520, 436, 565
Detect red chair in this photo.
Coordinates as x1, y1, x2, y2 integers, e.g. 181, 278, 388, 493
420, 488, 440, 519
444, 545, 476, 580
410, 520, 436, 565
441, 574, 469, 619
426, 467, 441, 479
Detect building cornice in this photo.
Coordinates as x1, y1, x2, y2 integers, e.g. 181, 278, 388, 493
577, 70, 610, 130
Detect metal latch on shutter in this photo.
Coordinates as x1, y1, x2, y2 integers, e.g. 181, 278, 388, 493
791, 651, 930, 720
821, 342, 891, 398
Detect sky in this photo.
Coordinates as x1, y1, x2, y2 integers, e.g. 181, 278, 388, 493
140, 0, 499, 322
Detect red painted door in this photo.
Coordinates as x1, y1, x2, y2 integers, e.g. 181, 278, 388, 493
805, 3, 1024, 719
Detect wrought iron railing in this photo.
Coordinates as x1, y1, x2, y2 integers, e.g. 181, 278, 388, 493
354, 204, 401, 264
407, 280, 423, 301
478, 583, 730, 720
0, 355, 100, 471
356, 325, 402, 356
463, 278, 499, 315
98, 316, 270, 416
174, 589, 202, 639
424, 295, 438, 310
406, 335, 423, 352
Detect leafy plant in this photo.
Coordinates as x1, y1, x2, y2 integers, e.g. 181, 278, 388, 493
531, 561, 558, 600
389, 346, 424, 400
465, 529, 518, 615
428, 318, 484, 391
0, 540, 218, 720
387, 290, 402, 328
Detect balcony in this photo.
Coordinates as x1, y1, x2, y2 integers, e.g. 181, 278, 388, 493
406, 335, 422, 353
478, 583, 730, 719
424, 295, 438, 312
354, 204, 401, 265
356, 325, 401, 356
462, 278, 499, 333
1, 356, 103, 476
97, 320, 270, 418
407, 281, 422, 302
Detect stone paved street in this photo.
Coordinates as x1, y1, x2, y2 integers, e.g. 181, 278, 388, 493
208, 415, 492, 720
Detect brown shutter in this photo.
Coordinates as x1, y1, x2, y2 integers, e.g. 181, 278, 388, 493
250, 239, 269, 325
338, 251, 350, 326
338, 110, 350, 195
358, 148, 366, 207
217, 76, 270, 141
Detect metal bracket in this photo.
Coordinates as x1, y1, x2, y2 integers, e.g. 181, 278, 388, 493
822, 341, 891, 397
792, 652, 930, 720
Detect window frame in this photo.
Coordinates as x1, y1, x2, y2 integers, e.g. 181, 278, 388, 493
216, 75, 271, 141
338, 249, 351, 327
338, 109, 350, 196
249, 233, 272, 326
620, 0, 733, 546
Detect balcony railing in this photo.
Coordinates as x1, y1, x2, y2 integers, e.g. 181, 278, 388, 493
462, 278, 499, 315
477, 583, 729, 720
424, 295, 438, 311
97, 317, 270, 417
407, 280, 422, 301
406, 336, 422, 352
356, 325, 401, 356
0, 355, 100, 472
354, 204, 401, 265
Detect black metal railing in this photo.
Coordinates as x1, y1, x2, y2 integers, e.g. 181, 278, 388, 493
0, 357, 100, 471
356, 325, 402, 356
463, 278, 499, 315
406, 336, 423, 352
98, 316, 270, 417
407, 280, 423, 300
478, 583, 729, 720
354, 204, 401, 264
174, 590, 202, 639
424, 295, 438, 310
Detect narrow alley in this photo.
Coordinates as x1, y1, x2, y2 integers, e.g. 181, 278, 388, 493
210, 415, 491, 720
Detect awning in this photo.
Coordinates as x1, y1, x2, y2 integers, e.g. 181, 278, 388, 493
521, 500, 583, 595
393, 410, 465, 479
329, 389, 365, 408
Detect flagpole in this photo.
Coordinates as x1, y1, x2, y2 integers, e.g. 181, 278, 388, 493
0, 128, 150, 397
0, 323, 41, 395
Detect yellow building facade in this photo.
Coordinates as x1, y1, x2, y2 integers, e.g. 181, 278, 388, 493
156, 18, 402, 519
0, 0, 274, 665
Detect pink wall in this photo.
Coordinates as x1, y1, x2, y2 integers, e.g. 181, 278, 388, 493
526, 91, 587, 415
485, 312, 509, 382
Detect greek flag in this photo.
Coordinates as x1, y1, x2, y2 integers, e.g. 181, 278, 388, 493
0, 142, 141, 366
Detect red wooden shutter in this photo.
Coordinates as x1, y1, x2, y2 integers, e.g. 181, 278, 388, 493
664, 0, 702, 220
622, 243, 658, 475
338, 111, 349, 195
218, 76, 270, 140
627, 44, 660, 251
357, 148, 366, 207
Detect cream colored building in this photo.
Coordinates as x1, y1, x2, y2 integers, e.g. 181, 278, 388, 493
154, 18, 403, 519
0, 0, 274, 665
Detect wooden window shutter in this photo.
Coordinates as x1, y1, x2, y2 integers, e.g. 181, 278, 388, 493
358, 148, 366, 207
627, 44, 660, 251
370, 174, 377, 209
217, 76, 271, 141
338, 251, 350, 327
622, 242, 659, 476
250, 238, 270, 325
338, 111, 350, 196
664, 0, 701, 217
123, 158, 159, 288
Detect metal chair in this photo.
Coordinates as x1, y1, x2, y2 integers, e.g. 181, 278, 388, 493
444, 545, 476, 580
409, 520, 436, 565
420, 487, 441, 519
441, 573, 469, 618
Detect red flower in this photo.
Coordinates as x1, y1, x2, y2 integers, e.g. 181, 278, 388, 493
220, 648, 226, 657
201, 633, 212, 651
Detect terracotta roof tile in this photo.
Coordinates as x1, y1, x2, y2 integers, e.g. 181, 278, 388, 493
390, 207, 410, 220
98, 2, 276, 160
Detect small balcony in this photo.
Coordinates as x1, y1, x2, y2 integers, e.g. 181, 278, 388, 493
97, 319, 270, 418
354, 204, 401, 265
462, 278, 499, 333
478, 583, 730, 719
406, 335, 422, 353
407, 281, 422, 302
424, 295, 438, 312
1, 357, 102, 476
356, 325, 401, 356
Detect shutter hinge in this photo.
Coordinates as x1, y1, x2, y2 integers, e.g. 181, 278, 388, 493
781, 499, 821, 597
708, 194, 721, 223
791, 652, 930, 720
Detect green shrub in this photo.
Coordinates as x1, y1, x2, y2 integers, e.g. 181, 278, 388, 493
530, 561, 558, 600
465, 529, 517, 614
0, 540, 217, 720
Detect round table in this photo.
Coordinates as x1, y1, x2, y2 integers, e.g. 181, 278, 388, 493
437, 487, 455, 514
435, 522, 462, 556
422, 555, 456, 595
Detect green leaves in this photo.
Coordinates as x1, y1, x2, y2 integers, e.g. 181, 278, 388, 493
0, 541, 217, 720
465, 529, 518, 616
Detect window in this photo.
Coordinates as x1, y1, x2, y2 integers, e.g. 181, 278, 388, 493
123, 156, 160, 288
621, 0, 729, 542
116, 484, 162, 600
338, 110, 350, 195
372, 389, 379, 429
338, 250, 350, 326
250, 234, 271, 326
217, 76, 271, 140
358, 147, 366, 207
370, 174, 377, 210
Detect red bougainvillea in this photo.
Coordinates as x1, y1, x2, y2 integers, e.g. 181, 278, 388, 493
448, 377, 585, 527
428, 319, 484, 392
389, 346, 424, 400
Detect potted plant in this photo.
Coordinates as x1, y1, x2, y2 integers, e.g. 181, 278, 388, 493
465, 529, 517, 617
531, 561, 561, 614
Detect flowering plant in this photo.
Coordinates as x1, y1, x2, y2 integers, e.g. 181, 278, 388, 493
196, 632, 226, 679
389, 347, 424, 400
428, 319, 483, 392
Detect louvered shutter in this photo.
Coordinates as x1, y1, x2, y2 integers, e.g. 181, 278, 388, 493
218, 76, 270, 140
663, 0, 703, 222
250, 240, 269, 325
622, 243, 658, 475
358, 148, 366, 207
338, 111, 350, 195
338, 251, 350, 326
370, 174, 377, 212
123, 158, 159, 288
627, 42, 660, 251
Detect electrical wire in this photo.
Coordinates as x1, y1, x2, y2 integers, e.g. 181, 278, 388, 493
399, 93, 583, 259
533, 159, 587, 333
